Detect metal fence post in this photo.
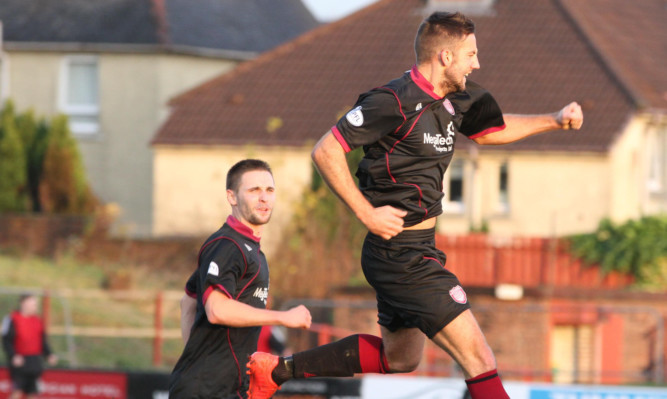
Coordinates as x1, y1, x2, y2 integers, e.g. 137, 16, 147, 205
153, 291, 164, 367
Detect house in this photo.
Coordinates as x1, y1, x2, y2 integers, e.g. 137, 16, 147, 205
0, 0, 318, 236
151, 0, 666, 253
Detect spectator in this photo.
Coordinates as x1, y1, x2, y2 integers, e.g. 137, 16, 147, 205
2, 294, 57, 399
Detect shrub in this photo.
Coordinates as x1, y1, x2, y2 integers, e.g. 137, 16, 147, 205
39, 114, 97, 214
0, 100, 97, 215
568, 216, 667, 285
271, 149, 368, 298
0, 101, 27, 212
16, 109, 49, 211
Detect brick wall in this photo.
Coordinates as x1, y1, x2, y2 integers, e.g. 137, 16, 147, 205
0, 214, 89, 256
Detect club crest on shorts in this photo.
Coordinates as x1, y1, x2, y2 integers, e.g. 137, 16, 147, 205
208, 261, 219, 276
449, 285, 467, 304
346, 106, 364, 127
444, 99, 455, 115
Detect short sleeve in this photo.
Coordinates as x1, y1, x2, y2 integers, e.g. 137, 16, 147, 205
333, 89, 406, 152
456, 81, 506, 139
184, 271, 197, 298
199, 240, 246, 304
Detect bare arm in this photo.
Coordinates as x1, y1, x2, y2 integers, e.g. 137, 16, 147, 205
180, 294, 197, 343
311, 131, 406, 240
474, 102, 583, 145
205, 290, 311, 329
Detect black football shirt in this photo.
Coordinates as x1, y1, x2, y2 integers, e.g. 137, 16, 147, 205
333, 65, 505, 227
170, 216, 269, 399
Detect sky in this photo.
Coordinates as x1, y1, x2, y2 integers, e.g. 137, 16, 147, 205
301, 0, 380, 22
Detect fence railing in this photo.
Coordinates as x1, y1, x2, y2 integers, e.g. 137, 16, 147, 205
435, 235, 634, 289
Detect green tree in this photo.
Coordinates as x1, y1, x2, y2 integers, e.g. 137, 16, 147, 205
271, 149, 369, 299
568, 215, 667, 287
0, 101, 27, 212
16, 109, 49, 211
40, 114, 97, 214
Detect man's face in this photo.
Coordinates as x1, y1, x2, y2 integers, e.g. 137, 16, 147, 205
229, 170, 276, 227
441, 33, 480, 93
20, 296, 38, 316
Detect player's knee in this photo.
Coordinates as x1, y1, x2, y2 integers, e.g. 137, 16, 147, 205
386, 356, 421, 373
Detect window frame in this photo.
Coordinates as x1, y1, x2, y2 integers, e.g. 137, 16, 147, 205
647, 125, 666, 195
58, 54, 100, 135
496, 161, 510, 215
442, 158, 465, 214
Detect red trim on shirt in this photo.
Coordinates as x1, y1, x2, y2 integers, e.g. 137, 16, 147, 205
198, 237, 249, 278
235, 247, 261, 301
385, 154, 396, 183
410, 65, 441, 100
226, 215, 261, 242
331, 126, 352, 153
203, 284, 232, 305
228, 329, 243, 392
468, 124, 506, 139
384, 104, 432, 219
381, 88, 407, 134
185, 285, 196, 298
424, 256, 445, 268
390, 105, 429, 154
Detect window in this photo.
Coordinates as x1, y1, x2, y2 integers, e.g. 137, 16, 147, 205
496, 161, 509, 214
550, 325, 595, 384
443, 159, 464, 213
59, 55, 99, 135
647, 126, 667, 194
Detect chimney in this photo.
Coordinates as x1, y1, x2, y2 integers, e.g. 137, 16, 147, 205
422, 0, 497, 16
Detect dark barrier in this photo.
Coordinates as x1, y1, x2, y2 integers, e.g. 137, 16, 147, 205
278, 378, 361, 398
126, 371, 170, 399
0, 368, 360, 399
0, 368, 126, 399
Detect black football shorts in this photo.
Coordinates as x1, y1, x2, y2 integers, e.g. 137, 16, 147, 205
361, 228, 471, 338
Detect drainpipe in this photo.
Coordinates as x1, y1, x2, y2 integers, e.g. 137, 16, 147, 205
0, 21, 8, 103
467, 145, 482, 231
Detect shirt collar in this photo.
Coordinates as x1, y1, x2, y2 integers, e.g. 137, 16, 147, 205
226, 215, 261, 243
410, 65, 442, 100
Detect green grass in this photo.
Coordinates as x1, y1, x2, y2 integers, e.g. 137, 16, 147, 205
0, 253, 186, 371
0, 253, 106, 288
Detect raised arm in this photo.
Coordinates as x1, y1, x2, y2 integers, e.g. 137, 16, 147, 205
311, 131, 406, 240
474, 102, 583, 145
205, 290, 311, 329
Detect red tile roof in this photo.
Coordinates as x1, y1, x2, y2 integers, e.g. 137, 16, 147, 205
153, 0, 643, 153
560, 0, 667, 111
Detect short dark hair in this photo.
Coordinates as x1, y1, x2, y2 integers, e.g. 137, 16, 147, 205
19, 293, 35, 304
226, 159, 273, 192
414, 11, 476, 64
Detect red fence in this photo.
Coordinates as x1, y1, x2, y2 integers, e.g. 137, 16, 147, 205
435, 235, 634, 289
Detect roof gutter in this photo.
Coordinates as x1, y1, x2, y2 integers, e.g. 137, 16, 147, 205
2, 41, 258, 61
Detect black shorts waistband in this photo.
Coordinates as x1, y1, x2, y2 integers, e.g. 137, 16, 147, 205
367, 227, 436, 243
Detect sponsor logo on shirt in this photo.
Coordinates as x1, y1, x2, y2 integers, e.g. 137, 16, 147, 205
208, 261, 219, 276
415, 102, 423, 111
244, 243, 253, 252
345, 106, 364, 127
253, 287, 268, 305
423, 121, 456, 152
449, 285, 468, 304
